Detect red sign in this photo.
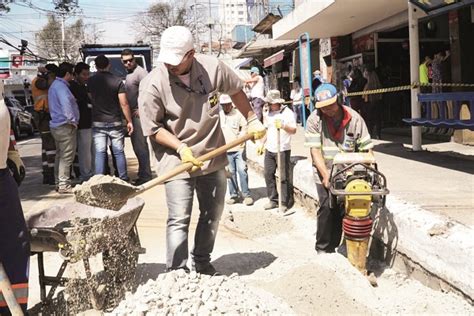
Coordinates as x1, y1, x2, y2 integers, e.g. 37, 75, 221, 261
352, 34, 374, 54
11, 55, 23, 68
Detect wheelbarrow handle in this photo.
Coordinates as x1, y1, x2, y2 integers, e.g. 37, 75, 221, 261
30, 228, 68, 245
0, 262, 24, 315
138, 133, 255, 192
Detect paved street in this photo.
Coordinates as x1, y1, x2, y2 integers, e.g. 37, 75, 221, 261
17, 134, 473, 314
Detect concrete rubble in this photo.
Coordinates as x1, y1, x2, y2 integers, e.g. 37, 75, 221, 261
108, 269, 293, 315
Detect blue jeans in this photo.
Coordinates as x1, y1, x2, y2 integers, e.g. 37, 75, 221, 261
227, 151, 250, 198
164, 169, 226, 270
130, 116, 152, 180
92, 123, 129, 181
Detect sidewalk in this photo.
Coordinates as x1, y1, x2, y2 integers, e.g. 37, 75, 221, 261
246, 126, 474, 301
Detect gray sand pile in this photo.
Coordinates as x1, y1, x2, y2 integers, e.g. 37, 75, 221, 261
74, 175, 134, 210
224, 210, 294, 238
109, 269, 294, 315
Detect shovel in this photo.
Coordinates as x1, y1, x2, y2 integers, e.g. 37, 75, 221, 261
75, 134, 255, 210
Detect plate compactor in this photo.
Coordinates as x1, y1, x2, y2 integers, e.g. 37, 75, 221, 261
328, 152, 389, 278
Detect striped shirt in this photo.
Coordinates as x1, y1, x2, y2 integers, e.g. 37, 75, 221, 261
304, 106, 373, 169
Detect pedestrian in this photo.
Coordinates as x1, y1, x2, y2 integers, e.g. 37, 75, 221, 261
87, 55, 134, 182
419, 55, 432, 93
32, 64, 59, 185
312, 69, 324, 91
257, 89, 297, 214
138, 26, 265, 275
431, 50, 450, 93
48, 62, 79, 194
341, 74, 352, 106
363, 68, 383, 139
305, 83, 373, 254
244, 66, 265, 122
347, 68, 367, 113
219, 94, 253, 206
121, 48, 153, 185
290, 77, 303, 124
69, 62, 94, 182
0, 83, 30, 314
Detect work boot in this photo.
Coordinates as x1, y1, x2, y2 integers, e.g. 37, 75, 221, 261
226, 196, 240, 205
192, 262, 221, 276
264, 201, 278, 210
243, 196, 254, 206
57, 186, 73, 194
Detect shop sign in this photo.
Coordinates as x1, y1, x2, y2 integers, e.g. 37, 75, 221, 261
300, 41, 311, 96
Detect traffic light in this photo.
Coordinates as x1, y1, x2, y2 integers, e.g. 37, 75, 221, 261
19, 39, 28, 55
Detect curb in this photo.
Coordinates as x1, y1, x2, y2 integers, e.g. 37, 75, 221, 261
245, 141, 474, 302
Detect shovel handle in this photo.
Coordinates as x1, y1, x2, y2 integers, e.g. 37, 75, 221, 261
139, 133, 255, 192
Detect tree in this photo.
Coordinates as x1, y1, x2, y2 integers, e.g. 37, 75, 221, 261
36, 14, 101, 62
135, 1, 207, 51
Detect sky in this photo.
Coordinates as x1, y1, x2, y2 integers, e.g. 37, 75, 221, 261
0, 0, 221, 52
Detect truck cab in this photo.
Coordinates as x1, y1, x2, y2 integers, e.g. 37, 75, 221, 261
80, 44, 153, 79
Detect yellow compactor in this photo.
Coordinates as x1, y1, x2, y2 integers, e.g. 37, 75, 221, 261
328, 153, 389, 275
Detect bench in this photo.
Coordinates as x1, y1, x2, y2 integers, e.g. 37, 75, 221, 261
403, 92, 474, 131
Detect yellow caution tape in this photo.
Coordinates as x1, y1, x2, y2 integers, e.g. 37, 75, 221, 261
274, 82, 474, 105
345, 82, 474, 97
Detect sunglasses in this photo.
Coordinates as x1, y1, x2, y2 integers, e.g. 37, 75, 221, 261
122, 58, 134, 64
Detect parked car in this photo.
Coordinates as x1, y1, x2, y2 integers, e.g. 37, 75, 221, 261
5, 96, 35, 139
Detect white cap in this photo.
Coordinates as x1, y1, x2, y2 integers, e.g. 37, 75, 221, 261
219, 94, 232, 104
157, 26, 195, 66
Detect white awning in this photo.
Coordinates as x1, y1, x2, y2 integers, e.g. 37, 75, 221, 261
273, 0, 408, 40
233, 39, 296, 58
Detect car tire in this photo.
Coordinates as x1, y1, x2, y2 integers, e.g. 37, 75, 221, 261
27, 120, 34, 136
13, 120, 21, 140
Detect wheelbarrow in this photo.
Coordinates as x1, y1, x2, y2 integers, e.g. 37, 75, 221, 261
25, 197, 146, 313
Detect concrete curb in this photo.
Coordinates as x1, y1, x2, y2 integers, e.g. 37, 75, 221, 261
245, 141, 474, 301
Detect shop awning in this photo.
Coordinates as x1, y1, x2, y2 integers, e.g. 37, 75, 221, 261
263, 49, 284, 68
273, 0, 408, 40
234, 39, 296, 58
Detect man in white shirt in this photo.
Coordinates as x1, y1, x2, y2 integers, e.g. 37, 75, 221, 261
244, 66, 265, 122
257, 90, 297, 214
219, 94, 253, 206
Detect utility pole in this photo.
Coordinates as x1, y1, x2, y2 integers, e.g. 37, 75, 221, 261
207, 0, 213, 55
193, 0, 200, 52
53, 0, 79, 61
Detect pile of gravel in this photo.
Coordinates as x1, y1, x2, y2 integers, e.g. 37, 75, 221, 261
109, 269, 293, 315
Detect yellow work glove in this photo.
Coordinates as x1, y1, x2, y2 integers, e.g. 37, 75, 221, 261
247, 114, 266, 141
177, 145, 203, 173
274, 118, 284, 130
256, 144, 265, 156
7, 150, 26, 186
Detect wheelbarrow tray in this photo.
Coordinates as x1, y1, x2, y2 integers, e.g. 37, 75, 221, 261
26, 197, 145, 255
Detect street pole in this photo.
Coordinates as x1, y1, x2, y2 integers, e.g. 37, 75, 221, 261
408, 2, 422, 151
61, 13, 66, 61
193, 0, 200, 53
208, 0, 212, 55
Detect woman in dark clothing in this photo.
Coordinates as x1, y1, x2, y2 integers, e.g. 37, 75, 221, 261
347, 68, 367, 113
363, 69, 383, 139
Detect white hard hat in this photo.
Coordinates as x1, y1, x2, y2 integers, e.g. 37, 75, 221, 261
157, 26, 195, 66
219, 94, 232, 105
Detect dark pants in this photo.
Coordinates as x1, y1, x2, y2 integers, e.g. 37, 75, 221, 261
264, 149, 293, 207
0, 169, 30, 314
35, 112, 56, 184
315, 179, 345, 252
362, 100, 382, 139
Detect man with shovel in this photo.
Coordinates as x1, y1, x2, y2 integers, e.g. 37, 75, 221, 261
257, 90, 297, 214
138, 26, 265, 275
